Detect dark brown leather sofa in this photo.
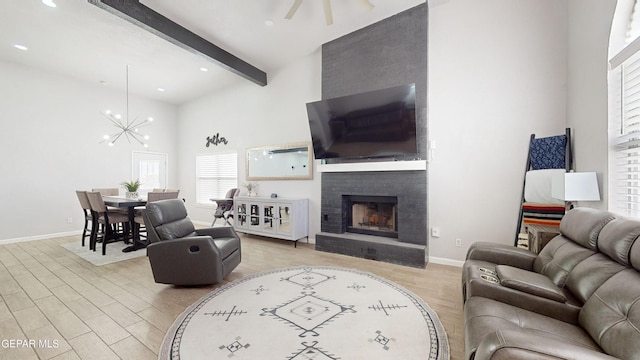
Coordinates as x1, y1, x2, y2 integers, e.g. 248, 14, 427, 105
462, 207, 640, 360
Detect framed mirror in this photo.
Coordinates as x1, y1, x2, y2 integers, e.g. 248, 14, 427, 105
246, 142, 313, 180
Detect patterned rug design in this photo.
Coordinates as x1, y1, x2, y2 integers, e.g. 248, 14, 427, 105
161, 266, 449, 359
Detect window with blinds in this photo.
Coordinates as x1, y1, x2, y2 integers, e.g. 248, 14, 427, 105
196, 152, 238, 206
610, 35, 640, 217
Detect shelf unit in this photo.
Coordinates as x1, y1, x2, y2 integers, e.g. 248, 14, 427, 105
234, 196, 308, 246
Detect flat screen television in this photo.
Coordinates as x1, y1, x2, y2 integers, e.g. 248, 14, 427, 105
306, 83, 417, 160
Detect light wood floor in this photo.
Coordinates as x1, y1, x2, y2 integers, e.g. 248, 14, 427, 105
0, 234, 464, 360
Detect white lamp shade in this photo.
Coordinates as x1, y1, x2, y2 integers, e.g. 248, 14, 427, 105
552, 172, 601, 201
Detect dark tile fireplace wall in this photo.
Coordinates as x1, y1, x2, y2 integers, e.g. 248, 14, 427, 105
321, 171, 427, 245
316, 4, 428, 267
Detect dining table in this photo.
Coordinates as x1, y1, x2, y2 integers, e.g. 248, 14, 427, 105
102, 196, 147, 252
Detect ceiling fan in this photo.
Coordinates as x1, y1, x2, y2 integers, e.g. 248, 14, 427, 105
285, 0, 375, 26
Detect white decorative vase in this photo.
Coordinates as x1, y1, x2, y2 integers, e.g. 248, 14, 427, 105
126, 191, 138, 199
248, 191, 257, 197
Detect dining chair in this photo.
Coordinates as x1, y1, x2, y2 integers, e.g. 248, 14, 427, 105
92, 188, 128, 228
152, 188, 180, 195
133, 191, 180, 245
75, 191, 93, 247
86, 191, 130, 255
91, 188, 119, 196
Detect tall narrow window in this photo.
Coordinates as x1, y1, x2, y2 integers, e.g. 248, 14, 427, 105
196, 152, 238, 206
610, 37, 640, 217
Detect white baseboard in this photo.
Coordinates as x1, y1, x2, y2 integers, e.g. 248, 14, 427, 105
0, 231, 81, 245
428, 256, 463, 267
2, 230, 459, 268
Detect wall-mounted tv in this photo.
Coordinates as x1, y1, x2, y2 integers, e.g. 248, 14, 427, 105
306, 83, 417, 160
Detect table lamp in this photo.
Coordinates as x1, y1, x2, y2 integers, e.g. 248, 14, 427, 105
552, 172, 601, 208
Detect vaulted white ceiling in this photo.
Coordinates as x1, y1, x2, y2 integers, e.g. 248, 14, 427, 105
0, 0, 426, 104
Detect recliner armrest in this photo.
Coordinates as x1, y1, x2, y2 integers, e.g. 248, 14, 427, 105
474, 330, 618, 360
466, 242, 537, 271
195, 226, 239, 239
148, 236, 223, 258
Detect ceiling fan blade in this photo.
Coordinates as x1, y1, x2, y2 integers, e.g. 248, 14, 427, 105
323, 0, 333, 25
285, 0, 303, 19
357, 0, 375, 11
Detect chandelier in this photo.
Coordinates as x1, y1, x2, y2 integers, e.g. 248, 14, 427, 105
100, 65, 153, 147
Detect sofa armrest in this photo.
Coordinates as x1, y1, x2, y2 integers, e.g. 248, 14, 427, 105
495, 265, 566, 302
474, 330, 618, 360
466, 242, 537, 271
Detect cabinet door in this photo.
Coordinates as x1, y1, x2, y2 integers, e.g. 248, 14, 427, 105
249, 203, 261, 229
235, 202, 248, 228
276, 203, 292, 236
262, 203, 277, 234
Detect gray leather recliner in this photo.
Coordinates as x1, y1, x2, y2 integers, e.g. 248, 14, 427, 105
143, 198, 241, 286
462, 208, 640, 360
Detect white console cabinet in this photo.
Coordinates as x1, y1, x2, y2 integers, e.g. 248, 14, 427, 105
234, 197, 308, 246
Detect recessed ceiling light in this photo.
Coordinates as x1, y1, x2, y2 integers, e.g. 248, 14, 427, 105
14, 44, 28, 51
200, 67, 208, 72
264, 20, 274, 26
157, 88, 165, 92
41, 0, 56, 8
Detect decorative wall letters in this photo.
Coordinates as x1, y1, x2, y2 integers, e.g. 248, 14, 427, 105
206, 133, 228, 147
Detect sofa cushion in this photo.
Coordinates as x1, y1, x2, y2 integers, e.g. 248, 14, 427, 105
145, 199, 197, 240
496, 265, 566, 302
565, 253, 626, 305
145, 199, 190, 227
597, 217, 640, 265
558, 207, 616, 250
465, 296, 600, 360
579, 269, 640, 359
155, 218, 197, 240
533, 236, 595, 287
630, 235, 640, 271
530, 208, 615, 287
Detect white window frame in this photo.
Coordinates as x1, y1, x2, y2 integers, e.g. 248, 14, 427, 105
609, 31, 640, 217
131, 151, 168, 196
195, 151, 238, 207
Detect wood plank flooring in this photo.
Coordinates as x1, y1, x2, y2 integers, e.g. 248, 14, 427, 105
0, 234, 464, 360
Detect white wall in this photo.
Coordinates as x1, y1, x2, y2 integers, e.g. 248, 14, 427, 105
176, 52, 322, 236
566, 0, 617, 211
3, 0, 617, 265
0, 61, 178, 242
428, 0, 569, 261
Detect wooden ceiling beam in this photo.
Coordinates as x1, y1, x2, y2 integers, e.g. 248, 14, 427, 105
89, 0, 267, 86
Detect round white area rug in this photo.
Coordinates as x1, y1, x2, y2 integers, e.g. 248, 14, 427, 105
161, 266, 450, 359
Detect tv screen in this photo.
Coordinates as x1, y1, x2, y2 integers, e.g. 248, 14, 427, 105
306, 84, 417, 160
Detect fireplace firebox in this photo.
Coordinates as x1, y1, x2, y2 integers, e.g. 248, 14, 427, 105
344, 195, 398, 239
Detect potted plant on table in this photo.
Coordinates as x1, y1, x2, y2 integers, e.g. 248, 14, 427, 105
121, 179, 141, 199
244, 182, 258, 197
